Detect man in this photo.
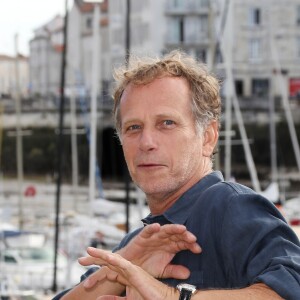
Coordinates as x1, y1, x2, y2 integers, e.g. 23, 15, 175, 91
58, 50, 300, 299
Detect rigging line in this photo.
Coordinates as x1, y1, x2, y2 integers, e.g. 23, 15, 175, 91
219, 0, 261, 192
268, 9, 300, 172
76, 72, 104, 198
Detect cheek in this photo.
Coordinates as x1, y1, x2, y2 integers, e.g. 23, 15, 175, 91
122, 143, 135, 164
177, 140, 202, 164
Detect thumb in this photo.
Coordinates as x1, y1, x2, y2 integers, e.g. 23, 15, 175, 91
163, 264, 190, 279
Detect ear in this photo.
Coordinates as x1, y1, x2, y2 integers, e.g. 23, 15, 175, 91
203, 121, 219, 157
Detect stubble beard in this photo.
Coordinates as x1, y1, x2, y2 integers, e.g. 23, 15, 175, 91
132, 159, 195, 205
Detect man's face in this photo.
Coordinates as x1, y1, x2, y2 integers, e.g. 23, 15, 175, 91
119, 77, 208, 201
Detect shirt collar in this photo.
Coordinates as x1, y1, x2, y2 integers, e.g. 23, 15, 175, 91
142, 171, 224, 226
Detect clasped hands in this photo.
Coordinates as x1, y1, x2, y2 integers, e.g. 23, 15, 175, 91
78, 223, 201, 300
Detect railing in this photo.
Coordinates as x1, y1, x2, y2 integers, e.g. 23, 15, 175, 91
165, 0, 209, 14
236, 96, 282, 111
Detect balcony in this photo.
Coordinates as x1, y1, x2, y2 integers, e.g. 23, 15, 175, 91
235, 96, 282, 111
165, 0, 209, 15
165, 33, 209, 47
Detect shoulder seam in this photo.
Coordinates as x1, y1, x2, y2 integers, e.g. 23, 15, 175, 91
221, 181, 254, 195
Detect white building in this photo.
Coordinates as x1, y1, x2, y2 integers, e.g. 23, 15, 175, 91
225, 0, 300, 105
28, 0, 300, 116
29, 15, 64, 103
29, 0, 214, 101
0, 54, 29, 99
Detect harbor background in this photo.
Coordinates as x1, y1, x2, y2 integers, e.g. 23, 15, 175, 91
1, 0, 300, 298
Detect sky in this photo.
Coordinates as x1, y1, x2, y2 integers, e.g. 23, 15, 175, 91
0, 0, 73, 56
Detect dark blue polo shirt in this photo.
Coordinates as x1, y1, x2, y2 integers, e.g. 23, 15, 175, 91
117, 171, 300, 299
53, 171, 300, 299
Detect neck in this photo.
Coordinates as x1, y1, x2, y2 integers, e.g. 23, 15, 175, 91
146, 169, 212, 215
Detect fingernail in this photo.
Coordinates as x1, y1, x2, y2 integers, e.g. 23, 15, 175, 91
83, 278, 90, 288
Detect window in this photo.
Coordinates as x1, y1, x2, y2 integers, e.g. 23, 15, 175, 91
215, 47, 223, 64
235, 80, 244, 97
86, 17, 92, 29
102, 80, 110, 103
3, 254, 17, 264
249, 7, 261, 26
172, 0, 185, 9
249, 38, 262, 60
297, 5, 300, 25
188, 0, 209, 9
169, 17, 185, 43
252, 79, 269, 97
179, 17, 184, 42
196, 49, 207, 63
185, 16, 208, 43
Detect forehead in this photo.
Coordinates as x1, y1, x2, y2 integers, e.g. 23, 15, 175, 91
120, 77, 191, 116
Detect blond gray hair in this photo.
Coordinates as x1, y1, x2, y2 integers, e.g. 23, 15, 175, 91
113, 50, 221, 136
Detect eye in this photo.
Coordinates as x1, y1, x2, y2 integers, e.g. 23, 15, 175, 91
127, 124, 141, 131
163, 120, 175, 126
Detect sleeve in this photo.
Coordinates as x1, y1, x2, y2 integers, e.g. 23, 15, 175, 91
221, 193, 300, 300
112, 227, 143, 252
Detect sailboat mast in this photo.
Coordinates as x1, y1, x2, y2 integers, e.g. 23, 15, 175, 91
14, 34, 24, 229
268, 5, 300, 172
219, 0, 261, 192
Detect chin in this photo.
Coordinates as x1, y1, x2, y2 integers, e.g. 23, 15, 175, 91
138, 180, 177, 196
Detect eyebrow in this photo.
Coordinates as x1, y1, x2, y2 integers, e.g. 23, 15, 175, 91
122, 112, 180, 124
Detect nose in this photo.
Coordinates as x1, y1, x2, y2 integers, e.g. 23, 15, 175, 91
138, 128, 157, 152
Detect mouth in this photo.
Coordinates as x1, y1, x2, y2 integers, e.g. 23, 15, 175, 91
137, 163, 165, 169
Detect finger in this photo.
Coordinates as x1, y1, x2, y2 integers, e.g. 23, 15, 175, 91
141, 224, 188, 241
139, 223, 161, 238
102, 253, 146, 286
78, 256, 108, 266
83, 250, 131, 274
176, 240, 202, 254
165, 227, 198, 243
163, 264, 191, 279
87, 247, 111, 258
157, 225, 199, 245
157, 224, 187, 239
189, 242, 202, 254
104, 252, 132, 270
79, 248, 118, 268
78, 256, 100, 266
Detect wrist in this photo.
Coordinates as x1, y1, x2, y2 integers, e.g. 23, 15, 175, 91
176, 283, 197, 300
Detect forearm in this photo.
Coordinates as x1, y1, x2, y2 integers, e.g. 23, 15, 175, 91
61, 269, 125, 300
191, 284, 283, 300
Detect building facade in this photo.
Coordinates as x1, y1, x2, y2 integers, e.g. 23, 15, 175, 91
29, 15, 64, 106
0, 54, 29, 99
229, 0, 300, 111
28, 0, 215, 104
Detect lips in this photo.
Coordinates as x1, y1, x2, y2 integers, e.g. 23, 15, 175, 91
138, 163, 163, 167
137, 162, 166, 170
